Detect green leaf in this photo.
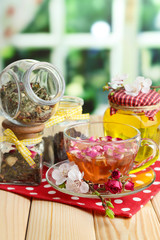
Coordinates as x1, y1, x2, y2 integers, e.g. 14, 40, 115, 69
106, 201, 114, 208
105, 208, 115, 219
58, 183, 66, 189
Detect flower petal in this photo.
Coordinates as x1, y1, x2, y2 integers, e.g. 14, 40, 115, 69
52, 169, 67, 185
124, 82, 141, 96
68, 168, 83, 181
80, 182, 89, 193
66, 178, 80, 193
141, 87, 150, 94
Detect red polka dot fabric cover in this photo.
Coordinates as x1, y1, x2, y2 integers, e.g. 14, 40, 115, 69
0, 162, 160, 218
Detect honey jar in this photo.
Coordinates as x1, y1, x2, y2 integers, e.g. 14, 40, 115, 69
103, 88, 160, 146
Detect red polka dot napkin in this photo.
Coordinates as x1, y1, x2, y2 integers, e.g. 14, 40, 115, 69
0, 161, 160, 218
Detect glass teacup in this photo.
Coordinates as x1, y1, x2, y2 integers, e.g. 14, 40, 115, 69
64, 122, 159, 183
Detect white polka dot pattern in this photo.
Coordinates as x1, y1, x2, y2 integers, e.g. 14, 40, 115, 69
153, 181, 160, 185
42, 178, 47, 182
133, 197, 141, 202
43, 184, 51, 188
154, 167, 160, 171
71, 197, 79, 200
145, 173, 152, 177
95, 202, 102, 206
26, 187, 34, 191
135, 180, 144, 184
129, 174, 136, 178
48, 191, 56, 194
114, 199, 123, 204
143, 190, 151, 193
0, 160, 160, 219
121, 208, 130, 212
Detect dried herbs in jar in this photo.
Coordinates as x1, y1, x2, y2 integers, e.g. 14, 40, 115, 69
0, 59, 65, 126
43, 96, 89, 167
0, 120, 44, 185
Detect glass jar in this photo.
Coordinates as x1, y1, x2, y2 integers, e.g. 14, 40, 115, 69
103, 107, 160, 145
0, 59, 65, 126
0, 120, 44, 185
43, 96, 89, 167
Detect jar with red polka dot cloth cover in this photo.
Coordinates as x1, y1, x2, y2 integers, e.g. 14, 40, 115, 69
103, 75, 160, 147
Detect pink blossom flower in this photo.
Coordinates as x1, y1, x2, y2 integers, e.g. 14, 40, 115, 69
109, 74, 128, 89
124, 76, 152, 96
66, 167, 89, 193
124, 82, 141, 96
136, 76, 152, 94
111, 169, 121, 179
52, 162, 89, 193
125, 180, 134, 191
52, 162, 76, 185
105, 179, 122, 194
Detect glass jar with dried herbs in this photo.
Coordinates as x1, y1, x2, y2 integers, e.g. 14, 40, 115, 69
0, 120, 44, 185
43, 96, 89, 167
0, 59, 65, 126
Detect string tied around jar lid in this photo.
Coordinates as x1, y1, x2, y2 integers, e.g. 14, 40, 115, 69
45, 105, 90, 128
0, 129, 42, 168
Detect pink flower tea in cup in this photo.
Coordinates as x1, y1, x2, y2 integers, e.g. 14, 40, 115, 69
64, 122, 159, 183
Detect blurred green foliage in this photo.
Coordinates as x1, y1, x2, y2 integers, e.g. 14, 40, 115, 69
3, 48, 51, 68
22, 0, 50, 33
3, 0, 160, 113
138, 1, 160, 86
66, 0, 112, 33
140, 0, 160, 31
2, 0, 111, 113
65, 49, 110, 113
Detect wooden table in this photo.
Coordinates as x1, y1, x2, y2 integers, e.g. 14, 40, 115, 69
0, 115, 160, 240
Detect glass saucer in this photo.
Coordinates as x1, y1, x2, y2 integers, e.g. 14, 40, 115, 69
46, 160, 156, 199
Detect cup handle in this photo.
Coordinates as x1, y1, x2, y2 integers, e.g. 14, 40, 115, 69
129, 138, 159, 174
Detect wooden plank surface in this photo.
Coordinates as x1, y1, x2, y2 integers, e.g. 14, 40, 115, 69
26, 200, 96, 240
1, 114, 160, 240
0, 190, 30, 240
151, 191, 160, 222
94, 201, 160, 240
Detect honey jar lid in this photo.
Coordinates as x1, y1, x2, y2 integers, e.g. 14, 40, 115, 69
108, 89, 160, 120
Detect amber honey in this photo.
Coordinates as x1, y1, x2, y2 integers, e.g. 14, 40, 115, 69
103, 108, 160, 145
